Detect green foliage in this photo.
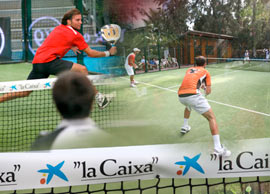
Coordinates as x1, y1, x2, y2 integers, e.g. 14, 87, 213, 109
143, 0, 189, 43
101, 0, 270, 57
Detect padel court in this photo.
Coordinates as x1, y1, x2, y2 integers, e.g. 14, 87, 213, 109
111, 61, 270, 147
0, 60, 269, 194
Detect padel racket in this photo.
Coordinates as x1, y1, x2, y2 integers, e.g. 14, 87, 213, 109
101, 24, 121, 47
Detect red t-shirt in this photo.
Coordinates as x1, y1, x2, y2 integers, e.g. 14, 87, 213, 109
128, 53, 135, 66
32, 25, 89, 64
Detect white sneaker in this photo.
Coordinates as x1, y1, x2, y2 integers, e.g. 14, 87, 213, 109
130, 83, 137, 88
95, 93, 112, 109
181, 125, 191, 134
134, 80, 139, 84
213, 145, 231, 157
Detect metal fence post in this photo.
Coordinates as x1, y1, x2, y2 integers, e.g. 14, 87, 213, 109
157, 30, 161, 71
21, 0, 32, 62
75, 0, 84, 65
143, 28, 148, 73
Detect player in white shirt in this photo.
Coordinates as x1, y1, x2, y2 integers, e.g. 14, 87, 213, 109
264, 48, 269, 60
243, 50, 250, 63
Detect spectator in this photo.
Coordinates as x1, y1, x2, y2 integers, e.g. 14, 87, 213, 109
172, 57, 179, 67
161, 57, 168, 68
263, 48, 269, 60
154, 58, 160, 68
139, 56, 150, 71
167, 54, 173, 67
31, 71, 110, 150
149, 58, 157, 70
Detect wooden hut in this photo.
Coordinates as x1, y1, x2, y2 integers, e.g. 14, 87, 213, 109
179, 30, 234, 65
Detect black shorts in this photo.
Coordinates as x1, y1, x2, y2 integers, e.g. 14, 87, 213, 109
27, 58, 73, 80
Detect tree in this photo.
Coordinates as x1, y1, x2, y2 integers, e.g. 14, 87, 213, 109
191, 0, 270, 57
191, 0, 240, 35
96, 0, 144, 28
141, 0, 190, 45
109, 0, 270, 58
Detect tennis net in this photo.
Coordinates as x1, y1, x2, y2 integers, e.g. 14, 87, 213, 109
0, 75, 120, 152
2, 176, 270, 194
206, 57, 270, 72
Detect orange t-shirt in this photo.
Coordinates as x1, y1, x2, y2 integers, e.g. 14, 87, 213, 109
178, 66, 211, 95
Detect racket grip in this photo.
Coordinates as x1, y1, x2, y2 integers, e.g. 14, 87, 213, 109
111, 44, 115, 47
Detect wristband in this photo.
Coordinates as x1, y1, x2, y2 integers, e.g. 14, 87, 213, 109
104, 51, 110, 57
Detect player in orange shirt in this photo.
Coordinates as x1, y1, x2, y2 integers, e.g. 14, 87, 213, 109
178, 56, 231, 157
0, 8, 116, 109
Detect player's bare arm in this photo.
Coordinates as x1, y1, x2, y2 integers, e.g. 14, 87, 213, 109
83, 47, 117, 58
205, 85, 211, 95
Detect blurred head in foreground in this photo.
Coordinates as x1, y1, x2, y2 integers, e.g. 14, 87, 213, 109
53, 71, 95, 119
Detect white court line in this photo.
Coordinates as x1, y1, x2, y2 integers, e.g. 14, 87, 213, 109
167, 85, 179, 89
207, 99, 270, 117
120, 77, 270, 117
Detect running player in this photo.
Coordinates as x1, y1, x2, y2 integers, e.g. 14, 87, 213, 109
0, 8, 116, 109
124, 48, 140, 87
178, 56, 231, 157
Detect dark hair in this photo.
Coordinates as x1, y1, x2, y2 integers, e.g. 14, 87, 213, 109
53, 71, 95, 119
61, 8, 81, 25
195, 56, 206, 66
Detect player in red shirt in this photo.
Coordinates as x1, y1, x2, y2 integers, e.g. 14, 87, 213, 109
178, 56, 231, 157
0, 8, 116, 109
124, 48, 140, 87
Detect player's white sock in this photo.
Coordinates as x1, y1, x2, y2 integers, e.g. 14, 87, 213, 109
213, 134, 222, 150
183, 118, 189, 126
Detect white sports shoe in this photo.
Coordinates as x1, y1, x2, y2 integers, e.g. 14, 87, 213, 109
95, 93, 111, 109
130, 83, 137, 88
181, 125, 191, 134
134, 80, 139, 84
213, 145, 231, 157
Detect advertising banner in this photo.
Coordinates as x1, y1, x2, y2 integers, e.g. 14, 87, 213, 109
0, 75, 105, 94
0, 138, 269, 191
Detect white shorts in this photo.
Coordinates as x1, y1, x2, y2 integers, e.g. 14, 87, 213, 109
179, 94, 211, 114
125, 64, 134, 76
244, 57, 249, 61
